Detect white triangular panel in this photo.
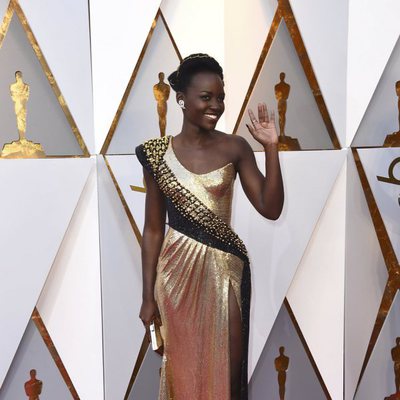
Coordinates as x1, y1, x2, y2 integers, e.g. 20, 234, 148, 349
355, 292, 400, 400
352, 36, 400, 148
290, 0, 348, 146
287, 157, 347, 400
0, 158, 92, 387
224, 0, 277, 133
160, 0, 226, 130
236, 21, 333, 151
18, 0, 94, 153
90, 0, 161, 152
358, 148, 400, 261
160, 0, 225, 65
107, 17, 181, 154
344, 152, 388, 400
347, 0, 400, 145
231, 149, 346, 377
106, 155, 146, 236
249, 303, 326, 399
36, 161, 103, 400
97, 156, 144, 400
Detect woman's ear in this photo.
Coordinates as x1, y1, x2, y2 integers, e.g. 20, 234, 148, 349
176, 92, 184, 103
176, 92, 186, 110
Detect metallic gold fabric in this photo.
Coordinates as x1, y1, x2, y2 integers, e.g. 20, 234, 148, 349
164, 139, 235, 224
155, 143, 244, 399
139, 136, 247, 256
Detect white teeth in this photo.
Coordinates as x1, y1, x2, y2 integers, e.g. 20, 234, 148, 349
205, 114, 217, 120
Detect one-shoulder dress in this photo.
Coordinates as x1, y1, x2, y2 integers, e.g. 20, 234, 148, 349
136, 136, 250, 400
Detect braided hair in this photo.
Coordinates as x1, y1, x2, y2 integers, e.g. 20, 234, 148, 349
168, 53, 223, 93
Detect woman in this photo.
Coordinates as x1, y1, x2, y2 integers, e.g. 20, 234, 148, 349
136, 54, 284, 400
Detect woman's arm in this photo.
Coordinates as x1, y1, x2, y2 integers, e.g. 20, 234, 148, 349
236, 103, 284, 220
139, 167, 166, 334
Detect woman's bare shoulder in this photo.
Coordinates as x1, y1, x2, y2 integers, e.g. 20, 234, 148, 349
214, 131, 252, 163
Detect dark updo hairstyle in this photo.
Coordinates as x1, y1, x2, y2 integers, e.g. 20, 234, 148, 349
168, 53, 224, 93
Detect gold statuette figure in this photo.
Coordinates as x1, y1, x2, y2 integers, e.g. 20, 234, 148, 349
153, 72, 170, 137
385, 337, 400, 399
274, 72, 300, 151
384, 81, 400, 147
1, 71, 45, 158
24, 369, 43, 400
275, 346, 289, 400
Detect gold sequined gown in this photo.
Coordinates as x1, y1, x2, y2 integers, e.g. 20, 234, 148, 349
136, 136, 250, 400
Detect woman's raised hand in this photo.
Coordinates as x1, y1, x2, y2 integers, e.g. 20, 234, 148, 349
246, 103, 278, 147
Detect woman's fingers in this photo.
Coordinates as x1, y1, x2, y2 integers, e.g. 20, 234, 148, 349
248, 109, 261, 128
246, 123, 257, 139
264, 103, 269, 123
258, 103, 264, 124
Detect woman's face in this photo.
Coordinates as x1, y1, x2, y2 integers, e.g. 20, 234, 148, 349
180, 71, 225, 131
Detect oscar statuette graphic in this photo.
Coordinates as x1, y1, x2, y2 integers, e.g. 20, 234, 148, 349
275, 346, 289, 400
383, 81, 400, 147
1, 71, 45, 158
24, 369, 43, 400
130, 72, 170, 194
274, 72, 300, 151
385, 337, 400, 399
153, 72, 170, 137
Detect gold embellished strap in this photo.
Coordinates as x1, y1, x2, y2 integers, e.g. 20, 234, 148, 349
141, 135, 170, 175
157, 160, 247, 257
141, 134, 247, 258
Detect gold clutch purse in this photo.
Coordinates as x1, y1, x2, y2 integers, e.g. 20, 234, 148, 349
150, 320, 163, 351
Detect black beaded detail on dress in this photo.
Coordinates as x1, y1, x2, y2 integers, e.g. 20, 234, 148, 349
136, 136, 251, 400
240, 260, 251, 400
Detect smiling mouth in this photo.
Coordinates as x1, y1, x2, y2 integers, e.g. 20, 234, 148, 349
204, 114, 219, 121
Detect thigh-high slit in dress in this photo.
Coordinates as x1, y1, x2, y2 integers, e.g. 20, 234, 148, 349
136, 136, 251, 400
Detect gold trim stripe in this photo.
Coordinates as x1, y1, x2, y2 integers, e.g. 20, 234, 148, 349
284, 299, 332, 399
104, 155, 150, 393
352, 148, 399, 388
160, 10, 182, 63
232, 7, 281, 135
12, 0, 90, 157
101, 9, 182, 155
123, 335, 150, 400
32, 308, 80, 399
104, 155, 142, 244
279, 0, 340, 150
0, 0, 90, 157
0, 1, 13, 47
352, 149, 398, 271
233, 0, 341, 151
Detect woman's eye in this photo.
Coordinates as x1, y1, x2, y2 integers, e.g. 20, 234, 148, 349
201, 95, 210, 101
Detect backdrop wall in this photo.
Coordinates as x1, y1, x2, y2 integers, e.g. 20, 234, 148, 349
0, 0, 399, 399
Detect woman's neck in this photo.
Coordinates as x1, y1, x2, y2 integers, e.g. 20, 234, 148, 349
178, 121, 214, 146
